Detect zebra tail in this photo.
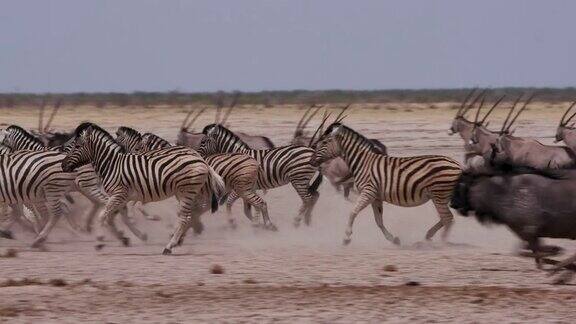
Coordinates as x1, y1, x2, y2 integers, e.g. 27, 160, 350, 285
207, 166, 226, 213
308, 171, 323, 194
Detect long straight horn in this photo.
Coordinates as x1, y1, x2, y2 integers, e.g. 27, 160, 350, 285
462, 89, 487, 117
186, 107, 207, 130
308, 112, 332, 147
500, 94, 523, 134
221, 92, 240, 125
181, 106, 195, 129
560, 100, 576, 126
505, 93, 535, 132
334, 103, 352, 124
295, 104, 316, 135
43, 98, 63, 132
38, 98, 47, 131
473, 94, 486, 125
456, 87, 478, 117
301, 104, 324, 130
480, 94, 505, 124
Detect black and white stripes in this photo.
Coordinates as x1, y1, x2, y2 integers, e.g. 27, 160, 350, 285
62, 123, 226, 254
310, 123, 462, 245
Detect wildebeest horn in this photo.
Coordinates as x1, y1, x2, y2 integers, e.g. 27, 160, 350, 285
480, 94, 506, 125
38, 98, 47, 131
500, 94, 523, 134
505, 93, 535, 133
220, 92, 241, 125
186, 107, 207, 130
308, 112, 332, 147
456, 88, 478, 117
560, 100, 576, 126
43, 98, 63, 132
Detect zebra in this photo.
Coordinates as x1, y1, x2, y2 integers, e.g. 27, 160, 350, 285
62, 123, 226, 254
117, 128, 275, 230
2, 125, 149, 243
309, 122, 462, 245
200, 123, 322, 227
0, 149, 77, 247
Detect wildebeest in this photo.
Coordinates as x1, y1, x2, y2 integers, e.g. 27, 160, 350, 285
451, 168, 576, 283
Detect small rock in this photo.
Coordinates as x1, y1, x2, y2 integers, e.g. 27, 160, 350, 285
383, 265, 398, 272
210, 264, 224, 275
405, 281, 421, 286
243, 278, 257, 284
48, 279, 68, 287
3, 249, 18, 258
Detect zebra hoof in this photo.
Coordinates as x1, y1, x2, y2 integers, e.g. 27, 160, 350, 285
193, 222, 204, 235
0, 230, 14, 240
31, 237, 46, 248
121, 237, 130, 247
162, 248, 172, 255
141, 234, 148, 242
342, 238, 351, 246
393, 237, 401, 246
266, 224, 278, 232
94, 244, 105, 251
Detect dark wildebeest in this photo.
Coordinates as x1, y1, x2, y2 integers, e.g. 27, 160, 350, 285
451, 168, 576, 284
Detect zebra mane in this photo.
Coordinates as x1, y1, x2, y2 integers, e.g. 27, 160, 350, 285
324, 123, 378, 153
202, 124, 249, 148
74, 122, 126, 153
116, 126, 141, 139
142, 132, 171, 148
6, 125, 45, 147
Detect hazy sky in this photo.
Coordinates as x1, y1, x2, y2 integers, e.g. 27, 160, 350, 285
1, 0, 575, 92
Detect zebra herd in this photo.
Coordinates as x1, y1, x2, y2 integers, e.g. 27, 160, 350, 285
3, 93, 576, 281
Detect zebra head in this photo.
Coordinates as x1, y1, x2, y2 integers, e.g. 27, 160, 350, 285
197, 135, 216, 157
116, 126, 144, 153
201, 124, 249, 154
141, 133, 171, 152
1, 125, 45, 151
309, 124, 342, 167
62, 123, 105, 172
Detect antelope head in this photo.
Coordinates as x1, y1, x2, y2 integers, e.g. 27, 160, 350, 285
555, 101, 576, 143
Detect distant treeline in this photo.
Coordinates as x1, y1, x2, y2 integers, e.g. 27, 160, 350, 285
0, 88, 574, 108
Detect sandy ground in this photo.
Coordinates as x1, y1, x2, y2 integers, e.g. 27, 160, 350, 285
1, 102, 576, 323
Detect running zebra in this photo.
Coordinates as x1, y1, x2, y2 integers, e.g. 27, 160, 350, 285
117, 128, 275, 230
310, 123, 462, 245
200, 124, 322, 227
62, 123, 226, 254
2, 125, 149, 243
0, 150, 76, 246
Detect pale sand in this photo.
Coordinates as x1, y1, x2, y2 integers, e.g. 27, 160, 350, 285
0, 103, 575, 323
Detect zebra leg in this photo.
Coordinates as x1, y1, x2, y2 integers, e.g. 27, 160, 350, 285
164, 207, 199, 255
343, 193, 373, 245
94, 194, 129, 248
225, 191, 240, 229
242, 190, 276, 230
31, 200, 65, 248
291, 181, 319, 227
371, 200, 400, 245
425, 198, 455, 241
119, 206, 148, 242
